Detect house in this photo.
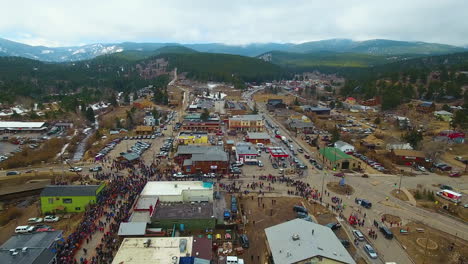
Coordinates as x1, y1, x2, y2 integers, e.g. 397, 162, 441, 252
0, 230, 63, 264
265, 219, 356, 264
266, 99, 286, 111
235, 142, 259, 164
143, 115, 156, 126
435, 130, 465, 144
245, 132, 271, 144
228, 115, 265, 132
389, 149, 429, 166
40, 184, 106, 213
395, 116, 411, 130
434, 110, 453, 122
177, 132, 209, 145
417, 101, 436, 113
334, 140, 355, 154
344, 97, 356, 105
318, 147, 360, 170
175, 145, 229, 174
287, 119, 315, 134
112, 237, 212, 264
301, 106, 331, 115
386, 143, 413, 151
135, 125, 154, 135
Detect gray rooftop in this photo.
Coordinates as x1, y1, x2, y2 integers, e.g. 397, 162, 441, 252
40, 185, 102, 197
0, 231, 63, 264
122, 152, 140, 161
288, 119, 315, 129
229, 114, 262, 121
265, 219, 356, 264
246, 132, 271, 140
152, 202, 214, 220
236, 142, 258, 155
176, 145, 224, 155
334, 140, 354, 149
118, 222, 147, 236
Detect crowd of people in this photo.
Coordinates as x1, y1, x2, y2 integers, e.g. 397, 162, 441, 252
54, 160, 153, 264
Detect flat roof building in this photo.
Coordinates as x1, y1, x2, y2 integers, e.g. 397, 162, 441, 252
0, 121, 47, 132
0, 230, 63, 264
265, 219, 355, 264
140, 181, 213, 202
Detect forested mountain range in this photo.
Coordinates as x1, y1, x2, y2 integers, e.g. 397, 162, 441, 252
0, 37, 465, 62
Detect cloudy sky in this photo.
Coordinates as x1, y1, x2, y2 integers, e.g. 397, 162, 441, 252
1, 0, 467, 47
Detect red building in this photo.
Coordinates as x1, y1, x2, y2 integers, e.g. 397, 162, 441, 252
245, 132, 271, 144
182, 120, 221, 132
175, 145, 229, 174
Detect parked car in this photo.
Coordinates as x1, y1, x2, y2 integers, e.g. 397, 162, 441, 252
325, 222, 341, 230
355, 198, 372, 208
364, 244, 378, 259
292, 205, 308, 213
44, 215, 60, 222
439, 184, 453, 190
15, 225, 35, 233
89, 166, 102, 172
27, 217, 43, 224
334, 172, 344, 177
258, 161, 264, 167
352, 229, 365, 241
6, 171, 20, 176
340, 239, 350, 248
449, 172, 461, 177
239, 234, 249, 248
272, 163, 279, 169
379, 226, 394, 239
172, 172, 187, 178
69, 167, 82, 172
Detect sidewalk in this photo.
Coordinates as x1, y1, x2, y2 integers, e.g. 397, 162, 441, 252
401, 188, 417, 206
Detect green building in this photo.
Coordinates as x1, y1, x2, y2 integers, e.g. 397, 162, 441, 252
40, 184, 105, 214
318, 147, 360, 170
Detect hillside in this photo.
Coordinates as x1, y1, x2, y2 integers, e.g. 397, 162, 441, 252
0, 51, 288, 101
258, 51, 401, 68
0, 37, 465, 62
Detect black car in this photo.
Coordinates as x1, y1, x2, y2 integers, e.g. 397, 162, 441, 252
272, 163, 279, 169
325, 222, 342, 230
355, 198, 372, 208
239, 234, 249, 248
379, 226, 394, 239
293, 205, 308, 213
340, 239, 350, 248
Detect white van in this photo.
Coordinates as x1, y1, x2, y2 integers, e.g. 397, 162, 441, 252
15, 225, 34, 234
256, 143, 264, 148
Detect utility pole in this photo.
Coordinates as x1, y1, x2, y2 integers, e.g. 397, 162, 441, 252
398, 174, 403, 193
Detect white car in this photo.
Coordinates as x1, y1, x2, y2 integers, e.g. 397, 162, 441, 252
352, 229, 365, 241
364, 244, 378, 259
69, 167, 82, 172
172, 172, 186, 178
27, 217, 43, 224
15, 225, 35, 233
258, 161, 264, 167
44, 215, 60, 222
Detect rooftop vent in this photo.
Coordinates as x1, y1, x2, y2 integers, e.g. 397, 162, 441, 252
292, 234, 300, 241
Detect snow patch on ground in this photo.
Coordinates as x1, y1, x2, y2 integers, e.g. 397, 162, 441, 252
41, 50, 54, 54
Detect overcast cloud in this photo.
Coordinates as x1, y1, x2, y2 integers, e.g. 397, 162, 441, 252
0, 0, 467, 47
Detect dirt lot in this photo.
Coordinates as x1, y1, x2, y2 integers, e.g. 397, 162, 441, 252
327, 182, 355, 195
391, 222, 468, 264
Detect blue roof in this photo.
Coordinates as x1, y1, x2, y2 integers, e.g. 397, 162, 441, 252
420, 101, 433, 107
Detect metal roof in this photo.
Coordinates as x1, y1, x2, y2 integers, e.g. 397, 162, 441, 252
176, 145, 224, 155
118, 222, 147, 236
229, 114, 262, 121
265, 219, 356, 264
0, 121, 46, 129
40, 185, 103, 197
122, 152, 140, 161
319, 147, 351, 162
235, 142, 258, 155
246, 132, 271, 140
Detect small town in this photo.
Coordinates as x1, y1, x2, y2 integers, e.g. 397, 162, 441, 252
1, 2, 468, 264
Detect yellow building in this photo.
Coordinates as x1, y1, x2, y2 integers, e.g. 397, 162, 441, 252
177, 132, 209, 145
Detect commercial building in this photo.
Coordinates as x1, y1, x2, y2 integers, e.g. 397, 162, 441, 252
266, 99, 286, 111
267, 147, 289, 158
182, 119, 221, 132
225, 101, 249, 115
140, 181, 214, 203
228, 115, 264, 132
0, 230, 63, 264
235, 142, 259, 164
177, 131, 209, 145
334, 140, 355, 154
112, 237, 212, 264
287, 119, 315, 133
390, 149, 429, 166
128, 196, 159, 223
0, 121, 48, 132
245, 132, 271, 144
301, 106, 331, 115
175, 145, 229, 174
135, 125, 154, 135
40, 184, 106, 213
318, 147, 360, 170
265, 219, 355, 264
